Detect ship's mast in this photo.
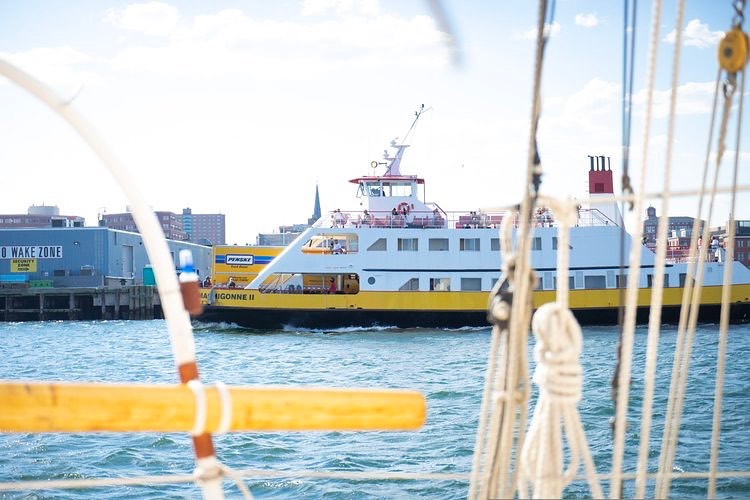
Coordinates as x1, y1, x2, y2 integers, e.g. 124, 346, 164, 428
383, 104, 430, 177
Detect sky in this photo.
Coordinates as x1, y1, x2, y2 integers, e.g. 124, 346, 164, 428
0, 0, 747, 244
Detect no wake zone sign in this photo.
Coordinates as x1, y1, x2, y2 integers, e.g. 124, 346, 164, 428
0, 246, 63, 259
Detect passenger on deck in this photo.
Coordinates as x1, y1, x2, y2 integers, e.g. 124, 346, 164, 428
362, 209, 371, 226
334, 209, 344, 227
470, 211, 479, 228
202, 276, 212, 287
328, 277, 337, 293
333, 241, 346, 254
227, 277, 236, 288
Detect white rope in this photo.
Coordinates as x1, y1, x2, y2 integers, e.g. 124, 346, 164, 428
519, 303, 602, 499
480, 0, 550, 493
4, 467, 750, 492
637, 69, 722, 497
612, 0, 671, 496
658, 27, 737, 500
709, 68, 746, 498
214, 381, 233, 435
473, 213, 523, 499
468, 266, 508, 496
187, 380, 208, 437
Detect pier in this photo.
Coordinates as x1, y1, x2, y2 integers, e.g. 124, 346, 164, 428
0, 286, 161, 322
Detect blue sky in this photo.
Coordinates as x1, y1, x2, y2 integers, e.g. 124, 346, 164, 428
0, 0, 746, 244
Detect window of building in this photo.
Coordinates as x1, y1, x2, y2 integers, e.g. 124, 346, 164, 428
460, 238, 480, 251
367, 238, 387, 251
532, 237, 542, 250
398, 238, 419, 251
429, 277, 450, 291
399, 278, 419, 291
461, 277, 482, 291
429, 238, 449, 251
491, 238, 500, 251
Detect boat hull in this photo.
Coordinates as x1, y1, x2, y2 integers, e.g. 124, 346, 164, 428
199, 300, 750, 330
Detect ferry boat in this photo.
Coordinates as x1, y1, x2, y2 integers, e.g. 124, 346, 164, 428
199, 121, 750, 329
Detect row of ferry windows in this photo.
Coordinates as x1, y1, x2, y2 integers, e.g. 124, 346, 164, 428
368, 237, 558, 252
398, 273, 689, 292
304, 235, 560, 254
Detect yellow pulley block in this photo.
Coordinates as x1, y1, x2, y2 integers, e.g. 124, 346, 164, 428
718, 27, 750, 73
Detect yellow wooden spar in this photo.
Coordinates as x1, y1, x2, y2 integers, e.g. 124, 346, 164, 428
0, 381, 426, 433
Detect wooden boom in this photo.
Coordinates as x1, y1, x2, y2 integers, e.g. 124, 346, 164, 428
0, 381, 426, 433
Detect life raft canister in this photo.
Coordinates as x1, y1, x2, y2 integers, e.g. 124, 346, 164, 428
396, 202, 410, 214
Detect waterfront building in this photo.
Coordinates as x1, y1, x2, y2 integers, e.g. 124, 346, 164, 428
0, 227, 211, 287
181, 208, 226, 246
714, 220, 750, 267
101, 211, 188, 241
642, 205, 705, 260
0, 205, 85, 229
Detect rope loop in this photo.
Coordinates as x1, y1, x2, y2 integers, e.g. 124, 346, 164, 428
214, 381, 233, 435
531, 302, 583, 403
187, 380, 207, 437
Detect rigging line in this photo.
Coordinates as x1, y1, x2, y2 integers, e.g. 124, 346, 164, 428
611, 0, 663, 497
658, 53, 741, 500
6, 467, 750, 492
469, 214, 515, 499
647, 0, 687, 492
402, 104, 431, 145
425, 0, 463, 67
709, 65, 746, 499
481, 0, 557, 495
615, 0, 638, 386
708, 61, 746, 498
621, 0, 637, 211
636, 68, 723, 499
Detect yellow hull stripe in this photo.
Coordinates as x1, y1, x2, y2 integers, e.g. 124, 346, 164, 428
202, 285, 750, 311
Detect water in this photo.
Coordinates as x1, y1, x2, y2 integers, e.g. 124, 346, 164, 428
1, 320, 749, 499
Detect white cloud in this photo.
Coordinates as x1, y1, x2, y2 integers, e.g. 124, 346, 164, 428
562, 78, 619, 129
109, 6, 448, 76
663, 19, 722, 48
575, 13, 599, 28
633, 81, 716, 118
519, 21, 561, 40
301, 0, 380, 17
0, 46, 98, 88
105, 2, 180, 37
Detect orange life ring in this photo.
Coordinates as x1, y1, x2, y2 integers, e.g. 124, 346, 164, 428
396, 202, 410, 214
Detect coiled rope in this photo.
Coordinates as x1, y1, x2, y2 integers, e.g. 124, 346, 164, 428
519, 303, 602, 499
